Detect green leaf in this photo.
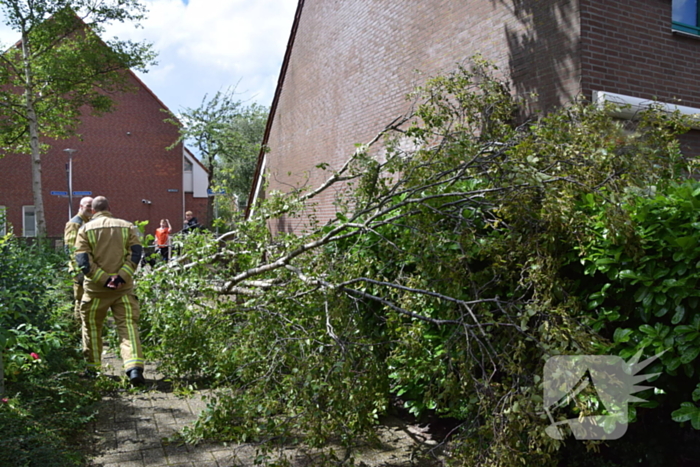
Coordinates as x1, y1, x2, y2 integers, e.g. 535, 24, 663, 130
613, 328, 634, 343
666, 356, 682, 371
681, 346, 700, 364
675, 325, 696, 335
672, 262, 689, 276
676, 236, 697, 249
671, 403, 700, 429
634, 286, 650, 303
619, 270, 640, 280
661, 278, 679, 288
643, 292, 655, 308
672, 306, 686, 325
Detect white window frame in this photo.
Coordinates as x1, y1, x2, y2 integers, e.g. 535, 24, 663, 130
22, 205, 36, 237
592, 91, 700, 129
0, 206, 6, 236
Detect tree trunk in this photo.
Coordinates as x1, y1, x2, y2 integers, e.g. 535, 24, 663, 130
206, 159, 215, 228
21, 32, 46, 237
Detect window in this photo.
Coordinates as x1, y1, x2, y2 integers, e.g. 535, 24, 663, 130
23, 206, 36, 237
184, 158, 193, 172
673, 0, 700, 35
0, 206, 5, 236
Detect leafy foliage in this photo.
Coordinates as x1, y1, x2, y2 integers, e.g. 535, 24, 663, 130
0, 0, 156, 235
137, 59, 697, 465
573, 180, 700, 428
166, 88, 268, 226
0, 235, 101, 466
0, 235, 71, 366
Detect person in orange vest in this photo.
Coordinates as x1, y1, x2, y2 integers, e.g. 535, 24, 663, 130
74, 196, 145, 386
154, 218, 172, 261
63, 197, 94, 319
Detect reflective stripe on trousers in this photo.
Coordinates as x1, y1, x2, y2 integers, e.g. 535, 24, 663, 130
79, 292, 144, 372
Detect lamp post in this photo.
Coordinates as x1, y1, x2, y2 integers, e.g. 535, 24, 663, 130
64, 148, 76, 218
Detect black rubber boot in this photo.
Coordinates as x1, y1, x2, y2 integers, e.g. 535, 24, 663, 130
126, 367, 145, 387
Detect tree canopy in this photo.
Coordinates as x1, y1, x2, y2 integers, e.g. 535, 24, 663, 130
0, 0, 156, 236
167, 88, 268, 226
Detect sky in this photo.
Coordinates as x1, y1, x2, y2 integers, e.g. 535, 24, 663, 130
0, 0, 299, 113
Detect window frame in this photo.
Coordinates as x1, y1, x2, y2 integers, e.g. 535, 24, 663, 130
22, 205, 36, 237
0, 206, 5, 236
673, 0, 700, 36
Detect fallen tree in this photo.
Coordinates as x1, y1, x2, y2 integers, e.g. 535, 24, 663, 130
136, 58, 695, 466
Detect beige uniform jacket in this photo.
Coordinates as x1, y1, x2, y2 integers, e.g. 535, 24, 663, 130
64, 212, 91, 249
64, 212, 91, 277
75, 211, 142, 295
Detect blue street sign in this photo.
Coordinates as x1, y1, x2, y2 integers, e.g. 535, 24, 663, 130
72, 191, 92, 196
51, 191, 68, 196
207, 188, 226, 195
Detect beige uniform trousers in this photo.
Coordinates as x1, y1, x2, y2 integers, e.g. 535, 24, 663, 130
79, 291, 144, 372
72, 280, 84, 320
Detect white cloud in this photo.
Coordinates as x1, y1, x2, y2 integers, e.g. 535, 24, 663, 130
0, 0, 296, 111
105, 0, 298, 111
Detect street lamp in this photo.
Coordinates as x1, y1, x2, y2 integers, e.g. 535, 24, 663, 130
64, 148, 76, 218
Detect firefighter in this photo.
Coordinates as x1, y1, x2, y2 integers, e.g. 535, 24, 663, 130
75, 196, 146, 386
64, 196, 94, 319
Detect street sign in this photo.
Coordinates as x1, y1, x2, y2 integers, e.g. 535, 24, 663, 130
207, 188, 226, 196
51, 191, 68, 196
168, 189, 179, 193
72, 191, 92, 196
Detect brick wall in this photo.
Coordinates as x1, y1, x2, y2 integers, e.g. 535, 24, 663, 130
580, 0, 700, 155
0, 71, 188, 238
265, 0, 581, 234
184, 194, 209, 230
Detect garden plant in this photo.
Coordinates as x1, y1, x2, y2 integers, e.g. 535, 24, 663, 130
0, 234, 103, 467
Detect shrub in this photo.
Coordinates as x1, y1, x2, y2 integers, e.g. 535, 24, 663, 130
0, 236, 101, 466
137, 59, 695, 465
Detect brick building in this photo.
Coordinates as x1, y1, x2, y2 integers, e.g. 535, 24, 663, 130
0, 69, 209, 240
249, 0, 700, 234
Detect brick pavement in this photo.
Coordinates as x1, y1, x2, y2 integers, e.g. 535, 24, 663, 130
87, 352, 241, 467
86, 352, 443, 467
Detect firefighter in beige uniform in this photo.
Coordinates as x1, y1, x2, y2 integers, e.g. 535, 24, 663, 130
64, 197, 93, 319
75, 196, 145, 386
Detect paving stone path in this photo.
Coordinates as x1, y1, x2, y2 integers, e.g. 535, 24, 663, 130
85, 352, 444, 466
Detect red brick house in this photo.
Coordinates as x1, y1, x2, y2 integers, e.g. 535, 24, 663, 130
249, 0, 700, 234
0, 69, 209, 240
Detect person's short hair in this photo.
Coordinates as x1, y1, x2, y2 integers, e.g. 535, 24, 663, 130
92, 196, 109, 212
160, 219, 167, 223
185, 211, 193, 216
80, 197, 93, 208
